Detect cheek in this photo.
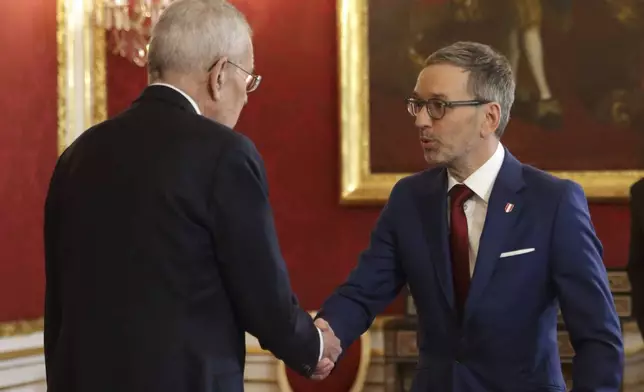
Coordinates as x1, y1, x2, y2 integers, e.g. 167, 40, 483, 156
236, 84, 248, 104
224, 79, 245, 97
447, 118, 476, 144
223, 84, 245, 110
233, 86, 248, 114
434, 121, 460, 149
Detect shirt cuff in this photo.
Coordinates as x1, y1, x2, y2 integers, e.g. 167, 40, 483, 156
316, 327, 324, 362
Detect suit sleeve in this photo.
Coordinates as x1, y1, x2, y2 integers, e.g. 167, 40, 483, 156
551, 181, 624, 391
627, 182, 644, 334
210, 136, 319, 377
316, 183, 406, 351
43, 158, 64, 377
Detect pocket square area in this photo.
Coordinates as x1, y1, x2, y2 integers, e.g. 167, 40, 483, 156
500, 248, 536, 258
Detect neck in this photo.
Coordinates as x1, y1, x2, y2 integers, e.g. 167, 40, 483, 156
448, 139, 499, 182
152, 72, 206, 112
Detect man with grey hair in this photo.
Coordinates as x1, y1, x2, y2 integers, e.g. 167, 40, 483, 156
315, 41, 624, 390
43, 1, 339, 391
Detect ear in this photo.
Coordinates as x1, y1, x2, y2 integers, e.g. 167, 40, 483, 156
481, 102, 501, 138
208, 57, 228, 102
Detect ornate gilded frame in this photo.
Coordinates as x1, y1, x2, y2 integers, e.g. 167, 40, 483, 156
337, 0, 643, 204
57, 0, 107, 154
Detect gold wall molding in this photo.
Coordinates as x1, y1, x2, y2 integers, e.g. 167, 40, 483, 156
0, 318, 44, 362
0, 381, 46, 391
92, 1, 108, 127
0, 314, 392, 353
0, 318, 43, 338
0, 347, 44, 361
0, 0, 109, 334
337, 0, 644, 203
57, 0, 107, 155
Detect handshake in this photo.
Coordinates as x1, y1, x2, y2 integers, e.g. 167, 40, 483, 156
311, 318, 342, 381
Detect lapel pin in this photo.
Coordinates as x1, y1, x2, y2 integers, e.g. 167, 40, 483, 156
504, 203, 514, 213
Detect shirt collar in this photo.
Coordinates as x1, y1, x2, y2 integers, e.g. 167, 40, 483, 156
149, 83, 201, 115
447, 142, 505, 203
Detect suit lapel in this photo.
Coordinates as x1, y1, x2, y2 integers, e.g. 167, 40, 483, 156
415, 169, 455, 311
464, 150, 526, 323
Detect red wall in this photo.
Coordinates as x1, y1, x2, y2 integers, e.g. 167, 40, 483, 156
107, 0, 629, 316
0, 0, 630, 327
0, 0, 58, 322
106, 0, 405, 312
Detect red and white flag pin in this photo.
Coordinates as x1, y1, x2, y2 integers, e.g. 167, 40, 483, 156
504, 203, 514, 213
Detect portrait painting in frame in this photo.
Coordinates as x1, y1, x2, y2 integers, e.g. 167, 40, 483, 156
338, 0, 644, 204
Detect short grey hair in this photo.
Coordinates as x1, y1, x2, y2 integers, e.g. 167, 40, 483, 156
424, 41, 515, 137
148, 0, 252, 81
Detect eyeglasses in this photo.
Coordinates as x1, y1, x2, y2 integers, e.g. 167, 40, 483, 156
207, 60, 262, 93
405, 97, 490, 120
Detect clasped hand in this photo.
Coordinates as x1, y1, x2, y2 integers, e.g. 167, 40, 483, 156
311, 318, 342, 381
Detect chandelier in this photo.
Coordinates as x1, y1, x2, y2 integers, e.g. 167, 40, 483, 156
100, 0, 174, 67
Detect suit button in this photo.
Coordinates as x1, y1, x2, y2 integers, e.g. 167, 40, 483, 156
303, 364, 311, 372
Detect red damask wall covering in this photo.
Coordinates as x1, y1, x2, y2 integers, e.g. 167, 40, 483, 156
0, 0, 57, 322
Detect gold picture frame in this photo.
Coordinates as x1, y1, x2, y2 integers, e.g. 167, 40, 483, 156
337, 0, 644, 204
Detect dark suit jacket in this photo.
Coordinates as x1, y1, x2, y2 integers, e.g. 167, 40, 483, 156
318, 149, 624, 392
628, 178, 644, 334
43, 85, 320, 392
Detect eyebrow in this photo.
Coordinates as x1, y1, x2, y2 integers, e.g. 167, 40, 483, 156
429, 93, 448, 100
410, 92, 448, 100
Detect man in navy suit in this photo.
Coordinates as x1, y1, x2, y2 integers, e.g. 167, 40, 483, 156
315, 41, 624, 391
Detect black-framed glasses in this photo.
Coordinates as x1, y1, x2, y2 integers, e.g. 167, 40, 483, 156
405, 97, 490, 120
207, 60, 262, 93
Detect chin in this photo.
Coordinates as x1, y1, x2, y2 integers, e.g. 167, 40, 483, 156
423, 150, 446, 165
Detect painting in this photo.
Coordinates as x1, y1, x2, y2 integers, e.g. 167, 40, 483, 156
338, 0, 644, 204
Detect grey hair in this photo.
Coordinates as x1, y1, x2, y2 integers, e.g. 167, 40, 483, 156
424, 41, 515, 137
148, 0, 252, 81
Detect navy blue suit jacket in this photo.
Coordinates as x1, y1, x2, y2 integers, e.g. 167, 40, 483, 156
318, 149, 623, 392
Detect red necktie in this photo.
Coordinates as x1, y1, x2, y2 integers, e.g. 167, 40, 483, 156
449, 184, 474, 321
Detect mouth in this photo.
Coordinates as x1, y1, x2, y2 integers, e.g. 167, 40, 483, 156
420, 136, 437, 149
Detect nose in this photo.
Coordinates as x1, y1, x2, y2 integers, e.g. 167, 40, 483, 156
414, 106, 432, 129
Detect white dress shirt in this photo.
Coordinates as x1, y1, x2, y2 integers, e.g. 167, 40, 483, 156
151, 81, 325, 363
447, 143, 505, 276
